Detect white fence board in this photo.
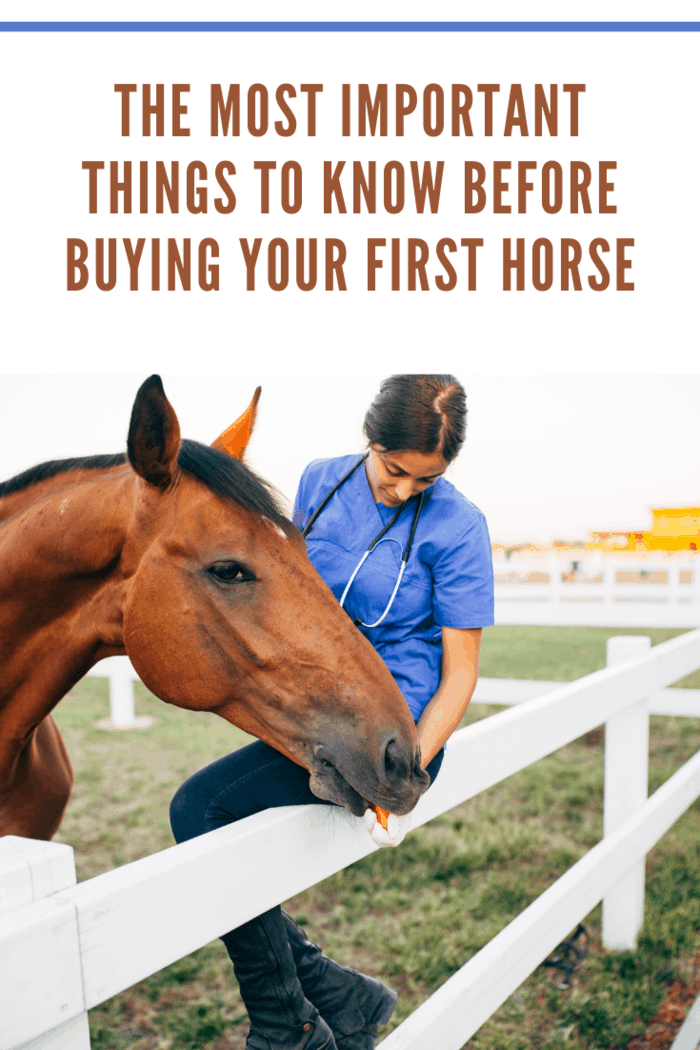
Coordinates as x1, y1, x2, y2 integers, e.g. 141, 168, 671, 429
494, 602, 700, 628
602, 637, 650, 950
473, 679, 700, 718
650, 690, 700, 717
0, 897, 84, 1049
472, 678, 563, 704
669, 993, 700, 1050
382, 745, 700, 1050
493, 557, 700, 628
13, 1015, 90, 1050
0, 838, 76, 916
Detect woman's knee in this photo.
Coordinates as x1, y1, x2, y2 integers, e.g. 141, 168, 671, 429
170, 775, 208, 844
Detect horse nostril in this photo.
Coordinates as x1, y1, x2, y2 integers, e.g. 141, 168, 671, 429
383, 738, 409, 781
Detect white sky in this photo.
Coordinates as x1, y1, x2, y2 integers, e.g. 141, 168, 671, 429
1, 373, 697, 544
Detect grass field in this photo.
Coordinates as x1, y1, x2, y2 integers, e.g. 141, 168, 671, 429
51, 626, 700, 1050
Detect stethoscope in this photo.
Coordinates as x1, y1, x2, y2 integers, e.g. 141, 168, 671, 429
301, 452, 424, 629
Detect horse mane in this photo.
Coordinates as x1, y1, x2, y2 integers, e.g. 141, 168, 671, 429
0, 453, 127, 499
177, 440, 291, 526
0, 440, 291, 527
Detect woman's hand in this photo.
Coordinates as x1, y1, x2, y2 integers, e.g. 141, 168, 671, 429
364, 808, 411, 847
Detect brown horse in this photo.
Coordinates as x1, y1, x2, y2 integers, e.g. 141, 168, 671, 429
0, 376, 429, 841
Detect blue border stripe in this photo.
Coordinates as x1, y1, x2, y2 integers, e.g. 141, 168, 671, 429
0, 21, 699, 32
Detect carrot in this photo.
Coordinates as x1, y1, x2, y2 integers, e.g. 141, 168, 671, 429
374, 805, 390, 830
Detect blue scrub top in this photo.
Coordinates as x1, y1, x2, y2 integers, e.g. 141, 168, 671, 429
294, 454, 494, 723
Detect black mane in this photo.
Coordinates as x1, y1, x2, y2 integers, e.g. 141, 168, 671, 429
0, 440, 291, 527
177, 440, 290, 526
0, 453, 127, 499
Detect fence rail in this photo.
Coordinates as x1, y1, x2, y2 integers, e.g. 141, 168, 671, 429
473, 677, 700, 718
494, 557, 700, 628
3, 629, 700, 1050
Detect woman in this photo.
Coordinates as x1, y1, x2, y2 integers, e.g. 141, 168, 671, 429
170, 374, 494, 1050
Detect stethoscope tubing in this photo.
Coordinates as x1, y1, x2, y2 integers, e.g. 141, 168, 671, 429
301, 452, 425, 629
300, 453, 369, 540
341, 556, 408, 628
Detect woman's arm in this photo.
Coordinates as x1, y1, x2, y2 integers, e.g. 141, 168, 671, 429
365, 627, 482, 848
415, 627, 482, 767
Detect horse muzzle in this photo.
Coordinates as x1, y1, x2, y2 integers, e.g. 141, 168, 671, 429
308, 735, 430, 817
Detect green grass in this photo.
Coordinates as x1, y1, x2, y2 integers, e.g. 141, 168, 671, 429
477, 625, 700, 689
51, 626, 700, 1050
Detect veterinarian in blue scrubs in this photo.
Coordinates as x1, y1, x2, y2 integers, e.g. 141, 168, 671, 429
295, 451, 492, 761
170, 375, 494, 1050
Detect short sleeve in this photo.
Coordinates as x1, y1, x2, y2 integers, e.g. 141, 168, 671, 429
431, 511, 495, 628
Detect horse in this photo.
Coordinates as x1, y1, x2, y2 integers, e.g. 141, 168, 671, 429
0, 375, 429, 841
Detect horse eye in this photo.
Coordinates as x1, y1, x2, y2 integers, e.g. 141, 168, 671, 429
208, 562, 253, 583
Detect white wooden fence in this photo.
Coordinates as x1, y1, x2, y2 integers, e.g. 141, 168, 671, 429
3, 630, 700, 1050
494, 556, 700, 628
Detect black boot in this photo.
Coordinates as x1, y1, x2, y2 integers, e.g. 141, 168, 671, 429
281, 911, 397, 1050
222, 907, 337, 1050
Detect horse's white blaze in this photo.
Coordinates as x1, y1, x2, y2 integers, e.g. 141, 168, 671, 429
264, 519, 288, 541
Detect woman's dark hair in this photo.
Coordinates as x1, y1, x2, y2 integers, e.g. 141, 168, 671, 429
363, 375, 467, 463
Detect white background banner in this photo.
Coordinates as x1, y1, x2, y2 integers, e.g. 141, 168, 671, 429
0, 8, 697, 375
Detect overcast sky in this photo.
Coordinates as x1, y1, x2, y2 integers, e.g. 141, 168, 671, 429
1, 373, 697, 544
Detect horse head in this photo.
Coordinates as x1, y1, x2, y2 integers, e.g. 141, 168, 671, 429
121, 376, 429, 817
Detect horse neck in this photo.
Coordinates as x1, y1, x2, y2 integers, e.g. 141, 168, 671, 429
0, 467, 134, 685
0, 466, 125, 525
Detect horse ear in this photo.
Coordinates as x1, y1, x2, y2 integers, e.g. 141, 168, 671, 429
127, 375, 181, 489
211, 386, 261, 460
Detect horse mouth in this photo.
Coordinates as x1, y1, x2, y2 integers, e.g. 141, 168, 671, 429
308, 765, 368, 816
307, 751, 429, 818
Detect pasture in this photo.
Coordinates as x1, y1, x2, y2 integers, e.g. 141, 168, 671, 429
51, 626, 700, 1050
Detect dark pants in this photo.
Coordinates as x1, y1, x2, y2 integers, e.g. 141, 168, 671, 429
169, 740, 443, 970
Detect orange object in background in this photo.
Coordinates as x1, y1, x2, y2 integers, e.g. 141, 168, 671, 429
375, 806, 390, 830
587, 506, 700, 553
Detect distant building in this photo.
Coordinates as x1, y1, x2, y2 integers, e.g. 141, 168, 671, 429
491, 540, 586, 558
491, 541, 551, 560
587, 507, 700, 552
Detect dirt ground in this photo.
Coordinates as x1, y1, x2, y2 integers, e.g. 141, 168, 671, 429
626, 952, 700, 1050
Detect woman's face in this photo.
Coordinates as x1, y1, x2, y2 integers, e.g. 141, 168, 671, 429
366, 445, 449, 507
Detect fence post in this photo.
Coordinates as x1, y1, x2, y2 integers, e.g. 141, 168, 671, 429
89, 657, 153, 731
108, 663, 137, 727
667, 562, 681, 609
601, 558, 617, 611
548, 555, 563, 609
602, 635, 651, 950
0, 836, 90, 1049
